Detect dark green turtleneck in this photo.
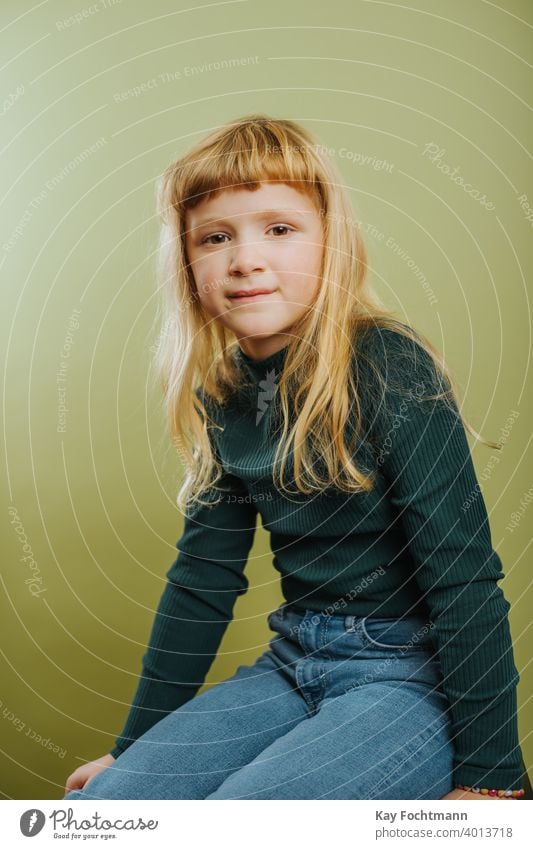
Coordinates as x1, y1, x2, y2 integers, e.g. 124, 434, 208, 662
110, 325, 524, 792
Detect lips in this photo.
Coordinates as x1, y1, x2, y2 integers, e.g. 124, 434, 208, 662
229, 288, 274, 298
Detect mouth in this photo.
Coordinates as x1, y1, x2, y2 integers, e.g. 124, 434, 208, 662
228, 289, 275, 302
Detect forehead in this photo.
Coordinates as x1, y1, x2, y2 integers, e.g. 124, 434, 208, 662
185, 182, 319, 226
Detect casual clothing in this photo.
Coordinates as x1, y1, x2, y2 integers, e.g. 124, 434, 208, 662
64, 604, 455, 800
104, 324, 522, 791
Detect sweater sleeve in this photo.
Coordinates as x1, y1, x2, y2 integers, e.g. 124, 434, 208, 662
110, 404, 258, 759
363, 327, 523, 791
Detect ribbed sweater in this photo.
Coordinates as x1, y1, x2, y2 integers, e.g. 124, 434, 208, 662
111, 324, 523, 791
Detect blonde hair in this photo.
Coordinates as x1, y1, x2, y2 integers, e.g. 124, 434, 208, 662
153, 113, 499, 510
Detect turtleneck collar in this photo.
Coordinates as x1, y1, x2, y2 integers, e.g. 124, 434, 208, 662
233, 341, 290, 375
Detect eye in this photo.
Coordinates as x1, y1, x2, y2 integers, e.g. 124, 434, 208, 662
268, 224, 294, 236
200, 233, 229, 245
199, 224, 294, 244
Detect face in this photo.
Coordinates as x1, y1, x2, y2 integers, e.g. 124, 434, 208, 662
184, 182, 325, 360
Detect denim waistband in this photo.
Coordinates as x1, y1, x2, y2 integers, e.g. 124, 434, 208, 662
268, 601, 436, 656
277, 601, 431, 631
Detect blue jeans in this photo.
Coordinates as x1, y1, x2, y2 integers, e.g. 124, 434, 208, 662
64, 603, 455, 800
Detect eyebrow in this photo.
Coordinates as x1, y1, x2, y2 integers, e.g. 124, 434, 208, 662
191, 208, 308, 227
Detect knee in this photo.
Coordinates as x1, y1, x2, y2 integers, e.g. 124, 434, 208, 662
63, 788, 103, 801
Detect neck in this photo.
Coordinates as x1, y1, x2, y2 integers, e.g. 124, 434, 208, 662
236, 334, 292, 362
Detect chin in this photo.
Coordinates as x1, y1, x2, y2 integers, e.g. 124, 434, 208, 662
232, 322, 286, 337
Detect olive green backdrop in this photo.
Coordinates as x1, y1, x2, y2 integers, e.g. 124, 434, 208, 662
1, 0, 531, 800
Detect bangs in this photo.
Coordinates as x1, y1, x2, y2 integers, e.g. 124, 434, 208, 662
170, 116, 327, 214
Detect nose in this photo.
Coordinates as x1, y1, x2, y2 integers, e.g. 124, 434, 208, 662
228, 240, 266, 276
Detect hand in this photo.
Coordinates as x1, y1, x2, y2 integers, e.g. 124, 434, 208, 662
441, 788, 512, 800
64, 753, 116, 795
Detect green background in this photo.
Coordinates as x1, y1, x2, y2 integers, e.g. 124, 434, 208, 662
1, 0, 531, 800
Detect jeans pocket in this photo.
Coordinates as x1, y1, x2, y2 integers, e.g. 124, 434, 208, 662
360, 616, 433, 651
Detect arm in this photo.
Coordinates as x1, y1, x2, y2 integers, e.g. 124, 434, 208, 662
110, 434, 258, 759
365, 327, 524, 792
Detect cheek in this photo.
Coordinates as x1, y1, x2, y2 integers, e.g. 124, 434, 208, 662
196, 282, 222, 312
294, 242, 323, 286
188, 252, 226, 296
296, 233, 323, 267
299, 247, 323, 303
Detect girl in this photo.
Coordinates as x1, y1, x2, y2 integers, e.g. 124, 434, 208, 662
64, 114, 525, 800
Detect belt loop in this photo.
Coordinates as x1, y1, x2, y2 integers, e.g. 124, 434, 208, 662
344, 614, 356, 631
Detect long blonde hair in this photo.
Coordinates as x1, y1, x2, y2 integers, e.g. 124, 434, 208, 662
153, 113, 499, 510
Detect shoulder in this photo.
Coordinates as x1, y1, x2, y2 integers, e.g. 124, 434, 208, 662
194, 384, 220, 416
352, 322, 455, 440
354, 321, 448, 394
355, 321, 429, 364
194, 385, 221, 436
